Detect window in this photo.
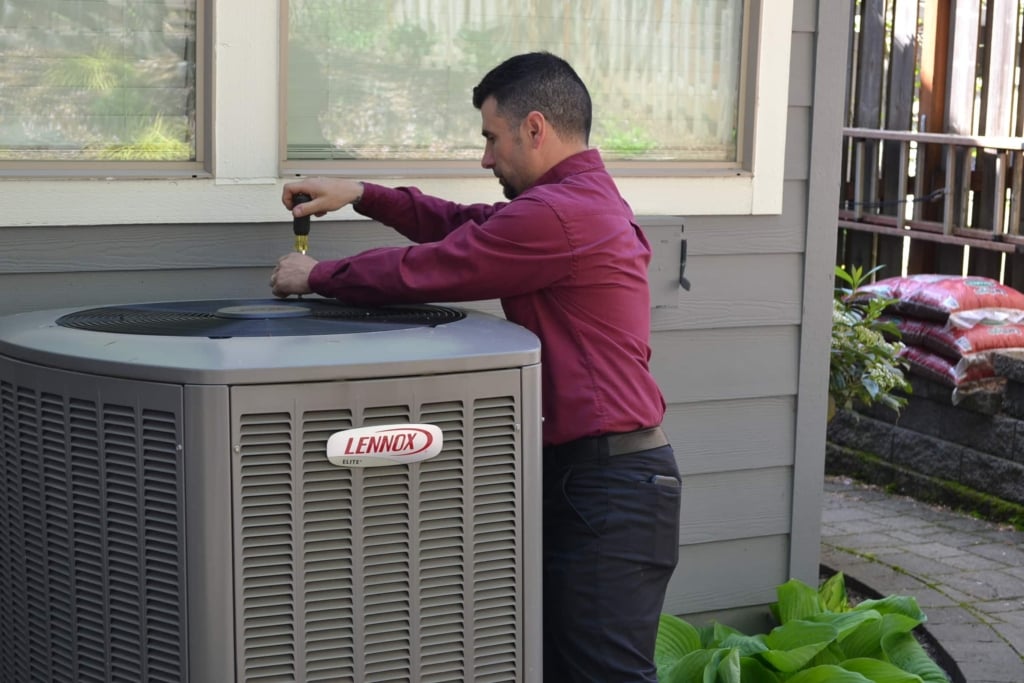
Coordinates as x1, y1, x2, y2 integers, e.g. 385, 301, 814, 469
13, 0, 789, 226
284, 0, 745, 169
0, 0, 205, 176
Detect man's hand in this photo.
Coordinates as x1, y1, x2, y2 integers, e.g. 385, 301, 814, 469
271, 252, 318, 298
283, 178, 364, 218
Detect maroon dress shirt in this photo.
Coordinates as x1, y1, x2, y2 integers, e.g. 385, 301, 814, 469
308, 149, 666, 446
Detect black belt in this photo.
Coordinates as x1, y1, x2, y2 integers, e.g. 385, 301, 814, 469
544, 426, 669, 461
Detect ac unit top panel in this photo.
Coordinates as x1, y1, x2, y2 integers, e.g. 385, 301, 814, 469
0, 298, 540, 385
56, 298, 469, 337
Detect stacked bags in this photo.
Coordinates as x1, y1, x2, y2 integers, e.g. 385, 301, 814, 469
849, 275, 1024, 399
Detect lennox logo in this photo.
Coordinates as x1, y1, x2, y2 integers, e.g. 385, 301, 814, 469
326, 424, 443, 467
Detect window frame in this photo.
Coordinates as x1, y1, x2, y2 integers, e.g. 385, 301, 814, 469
278, 0, 790, 216
280, 1, 750, 176
0, 0, 213, 180
6, 0, 791, 227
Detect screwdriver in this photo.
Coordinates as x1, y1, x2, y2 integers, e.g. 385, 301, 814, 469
292, 192, 312, 254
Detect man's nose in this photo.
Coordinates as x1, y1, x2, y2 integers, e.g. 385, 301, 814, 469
481, 149, 493, 169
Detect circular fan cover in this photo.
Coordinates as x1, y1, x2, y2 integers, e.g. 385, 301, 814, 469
55, 299, 466, 338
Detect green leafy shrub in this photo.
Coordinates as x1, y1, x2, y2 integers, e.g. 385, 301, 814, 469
98, 117, 192, 161
829, 265, 911, 421
596, 120, 657, 156
655, 573, 948, 682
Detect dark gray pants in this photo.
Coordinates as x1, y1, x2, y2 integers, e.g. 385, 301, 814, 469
542, 443, 681, 682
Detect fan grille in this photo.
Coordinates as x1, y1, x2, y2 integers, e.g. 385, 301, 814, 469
55, 299, 466, 338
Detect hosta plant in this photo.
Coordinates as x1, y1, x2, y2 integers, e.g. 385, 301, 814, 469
655, 573, 949, 682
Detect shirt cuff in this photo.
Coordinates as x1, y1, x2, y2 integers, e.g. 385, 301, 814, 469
353, 182, 383, 217
308, 259, 340, 296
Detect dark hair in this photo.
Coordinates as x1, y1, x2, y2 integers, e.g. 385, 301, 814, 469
472, 52, 592, 143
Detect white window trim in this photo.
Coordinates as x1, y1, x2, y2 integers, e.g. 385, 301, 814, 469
4, 0, 791, 227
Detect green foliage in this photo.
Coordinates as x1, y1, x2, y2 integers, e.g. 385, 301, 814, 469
44, 50, 123, 90
656, 574, 949, 682
596, 121, 657, 156
6, 2, 197, 162
97, 117, 191, 161
289, 0, 385, 52
388, 22, 435, 65
830, 265, 912, 420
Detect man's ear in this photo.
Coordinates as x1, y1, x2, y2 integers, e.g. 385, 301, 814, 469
523, 111, 547, 148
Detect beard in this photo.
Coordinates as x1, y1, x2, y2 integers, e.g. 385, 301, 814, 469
498, 176, 519, 200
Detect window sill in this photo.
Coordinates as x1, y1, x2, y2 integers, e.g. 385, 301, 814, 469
3, 170, 776, 227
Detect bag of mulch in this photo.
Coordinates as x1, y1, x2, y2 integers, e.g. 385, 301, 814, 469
846, 273, 948, 303
898, 344, 995, 387
888, 315, 1024, 360
849, 275, 1024, 322
948, 307, 1024, 329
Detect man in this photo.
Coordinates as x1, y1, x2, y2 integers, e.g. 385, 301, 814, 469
271, 52, 681, 682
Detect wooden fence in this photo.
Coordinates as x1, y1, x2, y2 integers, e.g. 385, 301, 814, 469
838, 0, 1024, 288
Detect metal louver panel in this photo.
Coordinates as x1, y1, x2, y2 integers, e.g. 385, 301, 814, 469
232, 371, 524, 683
0, 357, 186, 683
469, 396, 519, 683
301, 408, 356, 683
415, 400, 468, 683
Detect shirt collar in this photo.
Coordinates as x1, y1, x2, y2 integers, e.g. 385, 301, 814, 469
530, 148, 605, 189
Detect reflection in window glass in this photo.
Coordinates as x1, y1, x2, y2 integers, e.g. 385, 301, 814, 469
287, 0, 743, 163
0, 0, 198, 162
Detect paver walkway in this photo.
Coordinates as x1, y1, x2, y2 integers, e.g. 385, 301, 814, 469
821, 476, 1024, 683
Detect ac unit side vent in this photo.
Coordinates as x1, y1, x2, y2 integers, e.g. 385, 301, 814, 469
0, 365, 185, 683
236, 383, 522, 683
238, 411, 296, 683
469, 395, 519, 681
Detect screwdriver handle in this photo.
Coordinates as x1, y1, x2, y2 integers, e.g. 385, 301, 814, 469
292, 192, 312, 236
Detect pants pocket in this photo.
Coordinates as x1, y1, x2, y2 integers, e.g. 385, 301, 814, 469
560, 467, 608, 537
564, 465, 681, 569
649, 473, 682, 567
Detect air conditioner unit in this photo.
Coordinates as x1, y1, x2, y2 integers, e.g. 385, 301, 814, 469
0, 298, 542, 683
